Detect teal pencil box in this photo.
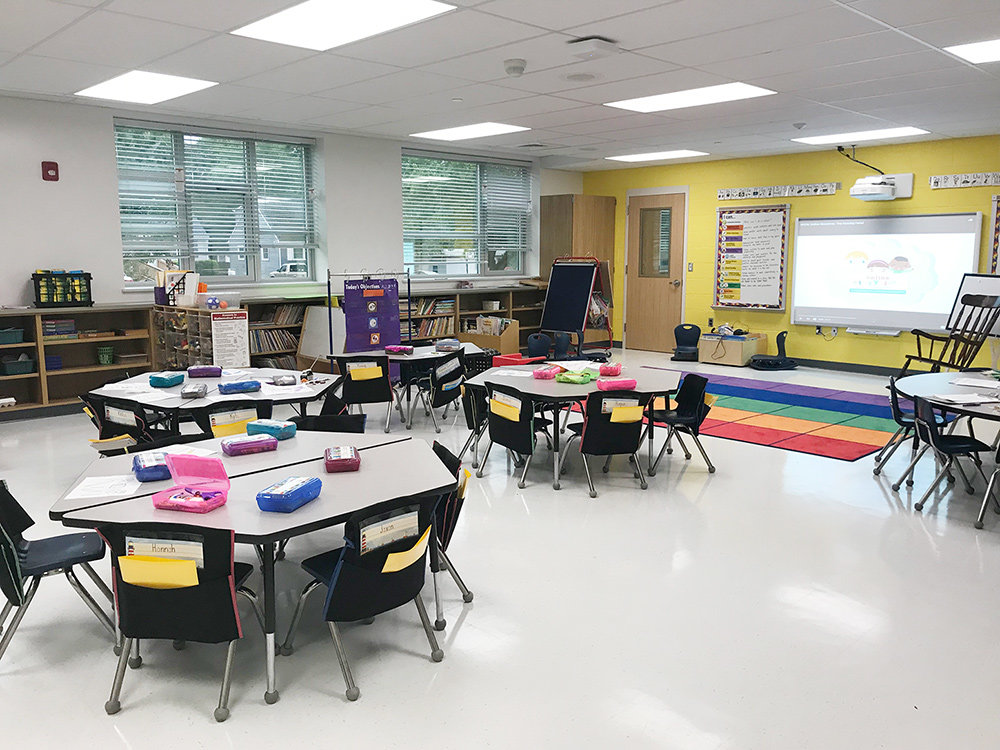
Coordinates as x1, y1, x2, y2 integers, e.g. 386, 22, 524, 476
246, 419, 297, 440
149, 372, 184, 388
218, 380, 261, 394
256, 476, 322, 513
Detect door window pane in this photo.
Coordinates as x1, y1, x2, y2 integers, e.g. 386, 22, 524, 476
639, 207, 671, 277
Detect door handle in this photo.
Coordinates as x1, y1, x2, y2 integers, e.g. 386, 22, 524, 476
671, 279, 681, 288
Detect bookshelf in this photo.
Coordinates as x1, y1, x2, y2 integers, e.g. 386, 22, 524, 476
245, 297, 325, 369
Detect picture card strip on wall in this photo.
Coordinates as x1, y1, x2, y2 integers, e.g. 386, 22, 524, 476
990, 196, 1000, 274
714, 205, 789, 311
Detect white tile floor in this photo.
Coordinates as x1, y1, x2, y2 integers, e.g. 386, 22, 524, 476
3, 350, 1000, 748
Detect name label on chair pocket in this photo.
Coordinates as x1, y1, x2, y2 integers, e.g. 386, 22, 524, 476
601, 398, 639, 413
490, 392, 522, 421
106, 405, 137, 426
436, 358, 461, 378
347, 362, 381, 380
126, 534, 204, 568
360, 510, 419, 555
210, 408, 258, 437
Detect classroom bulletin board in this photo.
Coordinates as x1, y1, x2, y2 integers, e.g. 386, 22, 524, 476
714, 205, 789, 310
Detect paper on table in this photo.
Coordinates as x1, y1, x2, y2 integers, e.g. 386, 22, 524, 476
162, 445, 215, 457
549, 360, 600, 372
932, 393, 1000, 405
66, 475, 142, 499
260, 383, 312, 397
221, 369, 249, 377
499, 370, 533, 378
949, 377, 999, 389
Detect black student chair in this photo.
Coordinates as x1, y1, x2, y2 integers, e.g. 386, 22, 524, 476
319, 391, 350, 416
98, 523, 263, 722
279, 494, 444, 701
559, 391, 651, 497
291, 413, 368, 433
873, 376, 944, 477
476, 382, 552, 488
459, 384, 489, 467
335, 355, 404, 433
429, 442, 474, 630
647, 374, 716, 475
907, 397, 991, 514
526, 332, 552, 358
671, 324, 701, 362
749, 331, 797, 370
0, 480, 116, 666
407, 351, 466, 433
80, 393, 180, 452
190, 400, 273, 437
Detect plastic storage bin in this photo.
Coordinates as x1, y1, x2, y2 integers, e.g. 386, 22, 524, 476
0, 357, 36, 375
32, 271, 93, 307
0, 329, 24, 344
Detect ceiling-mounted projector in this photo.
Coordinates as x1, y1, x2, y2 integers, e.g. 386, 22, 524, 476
849, 172, 913, 202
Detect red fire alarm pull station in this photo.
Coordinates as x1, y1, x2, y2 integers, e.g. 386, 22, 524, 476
41, 161, 59, 181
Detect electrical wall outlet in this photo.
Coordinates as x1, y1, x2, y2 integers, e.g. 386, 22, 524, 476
707, 316, 714, 327
688, 262, 693, 272
815, 325, 822, 335
831, 327, 838, 338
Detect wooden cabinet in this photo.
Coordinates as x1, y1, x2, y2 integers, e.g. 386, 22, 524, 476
540, 194, 616, 279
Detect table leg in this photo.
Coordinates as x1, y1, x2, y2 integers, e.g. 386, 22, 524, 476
551, 404, 561, 490
257, 541, 280, 705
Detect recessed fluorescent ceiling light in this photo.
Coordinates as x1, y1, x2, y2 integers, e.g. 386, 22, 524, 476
75, 71, 217, 104
945, 38, 1000, 63
605, 82, 775, 113
606, 150, 708, 162
231, 0, 454, 51
410, 122, 529, 141
791, 127, 928, 145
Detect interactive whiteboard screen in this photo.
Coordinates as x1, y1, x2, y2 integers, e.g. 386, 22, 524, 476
791, 213, 982, 331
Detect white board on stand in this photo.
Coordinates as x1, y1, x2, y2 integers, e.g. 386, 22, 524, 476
297, 305, 343, 372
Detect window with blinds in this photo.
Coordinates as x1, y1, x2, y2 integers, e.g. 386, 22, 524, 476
402, 153, 533, 277
115, 123, 317, 284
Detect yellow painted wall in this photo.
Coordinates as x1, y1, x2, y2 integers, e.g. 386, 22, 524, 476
583, 135, 1000, 369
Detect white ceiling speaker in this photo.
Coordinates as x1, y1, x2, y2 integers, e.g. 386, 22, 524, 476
504, 58, 526, 77
567, 36, 621, 61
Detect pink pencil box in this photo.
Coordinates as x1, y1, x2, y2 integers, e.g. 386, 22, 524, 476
597, 378, 637, 391
325, 446, 361, 473
533, 365, 562, 379
599, 363, 622, 376
385, 345, 414, 354
151, 454, 229, 514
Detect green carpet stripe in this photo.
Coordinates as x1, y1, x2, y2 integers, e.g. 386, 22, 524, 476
841, 414, 899, 433
713, 395, 787, 414
769, 404, 855, 425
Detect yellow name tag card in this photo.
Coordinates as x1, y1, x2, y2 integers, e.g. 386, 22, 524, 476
349, 366, 382, 381
119, 555, 198, 589
610, 405, 644, 423
382, 527, 430, 574
490, 398, 520, 422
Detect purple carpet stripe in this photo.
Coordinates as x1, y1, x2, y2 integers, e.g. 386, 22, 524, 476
768, 384, 844, 398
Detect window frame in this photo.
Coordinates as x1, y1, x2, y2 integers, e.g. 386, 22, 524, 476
401, 149, 535, 280
115, 119, 318, 287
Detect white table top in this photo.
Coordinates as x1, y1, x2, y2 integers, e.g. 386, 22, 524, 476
466, 363, 681, 401
895, 371, 1000, 420
90, 367, 334, 410
330, 342, 482, 363
50, 432, 409, 519
59, 439, 457, 544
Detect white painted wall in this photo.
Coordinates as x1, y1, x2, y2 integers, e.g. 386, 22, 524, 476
0, 95, 410, 305
540, 168, 583, 196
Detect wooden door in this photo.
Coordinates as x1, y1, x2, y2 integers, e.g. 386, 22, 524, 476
625, 193, 685, 352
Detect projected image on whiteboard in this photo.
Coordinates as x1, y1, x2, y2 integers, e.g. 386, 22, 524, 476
791, 213, 981, 331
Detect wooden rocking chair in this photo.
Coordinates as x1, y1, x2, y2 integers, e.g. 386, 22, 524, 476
899, 293, 1000, 376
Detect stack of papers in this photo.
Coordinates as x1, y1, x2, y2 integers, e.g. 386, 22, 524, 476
949, 377, 999, 389
932, 393, 1000, 405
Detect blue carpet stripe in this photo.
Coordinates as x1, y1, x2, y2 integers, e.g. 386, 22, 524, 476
705, 383, 892, 419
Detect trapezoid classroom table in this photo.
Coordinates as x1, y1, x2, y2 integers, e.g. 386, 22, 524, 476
465, 364, 681, 490
89, 367, 336, 432
54, 436, 457, 706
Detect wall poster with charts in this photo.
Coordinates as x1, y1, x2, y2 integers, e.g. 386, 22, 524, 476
714, 204, 789, 310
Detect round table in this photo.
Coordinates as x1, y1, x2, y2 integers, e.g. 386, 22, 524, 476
895, 371, 1000, 421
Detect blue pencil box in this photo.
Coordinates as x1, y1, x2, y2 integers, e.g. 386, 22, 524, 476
132, 452, 171, 482
246, 419, 297, 440
149, 372, 184, 388
218, 380, 261, 395
256, 476, 322, 513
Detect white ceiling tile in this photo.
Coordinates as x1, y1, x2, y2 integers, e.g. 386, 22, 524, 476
545, 112, 675, 136
698, 31, 926, 80
318, 70, 470, 105
235, 95, 362, 122
390, 82, 534, 116
809, 66, 986, 103
514, 104, 624, 130
145, 35, 313, 83
846, 0, 999, 27
553, 68, 731, 105
235, 54, 401, 94
833, 82, 1000, 117
0, 0, 91, 51
31, 10, 213, 68
747, 51, 964, 93
452, 94, 584, 123
638, 6, 886, 67
102, 0, 303, 33
164, 84, 292, 115
333, 9, 543, 68
307, 106, 401, 130
494, 51, 679, 95
419, 33, 576, 82
0, 54, 124, 95
475, 0, 669, 31
562, 0, 830, 50
57, 0, 107, 6
903, 15, 1000, 47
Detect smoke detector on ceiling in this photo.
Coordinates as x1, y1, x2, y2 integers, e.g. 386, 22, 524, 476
564, 72, 599, 83
567, 36, 621, 61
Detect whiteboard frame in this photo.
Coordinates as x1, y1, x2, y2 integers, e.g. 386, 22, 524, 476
713, 204, 789, 311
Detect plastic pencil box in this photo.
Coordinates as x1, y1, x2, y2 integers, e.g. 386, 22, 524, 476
385, 345, 413, 354
435, 339, 462, 352
599, 363, 622, 376
181, 383, 207, 399
270, 374, 297, 386
325, 446, 361, 473
533, 365, 562, 379
187, 365, 222, 378
246, 419, 297, 440
220, 434, 278, 456
132, 452, 171, 482
555, 371, 594, 384
256, 476, 322, 513
218, 380, 261, 395
597, 378, 637, 391
149, 372, 184, 388
151, 454, 229, 514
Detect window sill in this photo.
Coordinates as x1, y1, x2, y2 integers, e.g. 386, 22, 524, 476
122, 280, 328, 295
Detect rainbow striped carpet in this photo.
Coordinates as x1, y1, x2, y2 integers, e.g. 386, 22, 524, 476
648, 367, 896, 462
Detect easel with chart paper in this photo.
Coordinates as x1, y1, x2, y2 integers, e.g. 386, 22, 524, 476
714, 205, 789, 310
